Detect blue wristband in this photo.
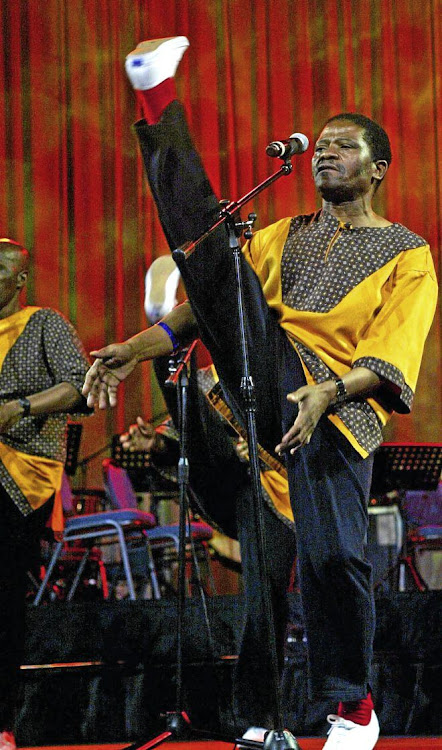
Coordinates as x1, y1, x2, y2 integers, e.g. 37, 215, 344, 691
157, 321, 180, 353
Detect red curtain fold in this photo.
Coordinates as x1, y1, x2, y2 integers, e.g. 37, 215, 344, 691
0, 0, 440, 483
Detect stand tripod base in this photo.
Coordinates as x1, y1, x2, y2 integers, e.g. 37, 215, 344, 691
124, 711, 303, 750
165, 711, 193, 739
125, 712, 192, 750
263, 729, 302, 750
374, 553, 428, 593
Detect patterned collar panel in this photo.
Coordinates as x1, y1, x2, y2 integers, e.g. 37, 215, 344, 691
281, 209, 427, 313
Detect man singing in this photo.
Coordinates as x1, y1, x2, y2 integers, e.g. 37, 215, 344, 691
83, 37, 437, 749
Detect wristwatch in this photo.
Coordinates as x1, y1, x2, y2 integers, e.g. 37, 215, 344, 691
18, 397, 31, 417
333, 378, 348, 405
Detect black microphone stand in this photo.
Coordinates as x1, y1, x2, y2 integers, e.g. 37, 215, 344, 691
125, 341, 202, 750
173, 158, 302, 750
125, 341, 236, 750
165, 341, 196, 731
125, 158, 302, 750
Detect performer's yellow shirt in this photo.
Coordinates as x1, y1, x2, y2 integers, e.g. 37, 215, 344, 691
243, 209, 438, 458
0, 307, 90, 530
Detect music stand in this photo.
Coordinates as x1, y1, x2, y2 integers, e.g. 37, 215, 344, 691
64, 422, 83, 476
112, 435, 152, 473
111, 435, 179, 519
371, 443, 442, 591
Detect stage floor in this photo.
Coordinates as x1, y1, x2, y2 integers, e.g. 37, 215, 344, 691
20, 739, 442, 749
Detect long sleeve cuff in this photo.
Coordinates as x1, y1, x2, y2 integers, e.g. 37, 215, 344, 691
352, 356, 413, 413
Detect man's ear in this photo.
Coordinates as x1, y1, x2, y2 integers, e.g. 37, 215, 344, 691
16, 269, 28, 290
373, 159, 389, 185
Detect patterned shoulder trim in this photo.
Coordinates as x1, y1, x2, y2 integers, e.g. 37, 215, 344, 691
388, 224, 428, 252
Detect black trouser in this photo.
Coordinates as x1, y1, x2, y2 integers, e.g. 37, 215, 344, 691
0, 487, 53, 731
135, 102, 375, 703
153, 355, 296, 730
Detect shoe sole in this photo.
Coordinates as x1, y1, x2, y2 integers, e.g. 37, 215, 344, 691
126, 36, 189, 60
145, 256, 180, 309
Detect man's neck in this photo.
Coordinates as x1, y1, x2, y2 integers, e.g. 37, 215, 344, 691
0, 299, 23, 320
321, 197, 392, 227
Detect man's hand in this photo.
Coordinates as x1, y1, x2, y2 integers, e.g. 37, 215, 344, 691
275, 383, 335, 455
0, 401, 24, 433
82, 343, 138, 409
234, 436, 250, 462
275, 368, 382, 455
120, 416, 161, 454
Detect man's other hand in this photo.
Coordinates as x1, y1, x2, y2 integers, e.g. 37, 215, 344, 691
120, 416, 159, 454
82, 343, 137, 409
275, 383, 334, 455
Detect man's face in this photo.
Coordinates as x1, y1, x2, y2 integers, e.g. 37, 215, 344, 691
0, 250, 26, 310
312, 120, 378, 203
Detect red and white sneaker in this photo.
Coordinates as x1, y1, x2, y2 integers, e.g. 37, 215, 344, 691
323, 710, 379, 749
125, 36, 189, 90
0, 731, 16, 750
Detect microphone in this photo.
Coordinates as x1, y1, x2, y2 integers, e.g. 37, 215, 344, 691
266, 132, 309, 158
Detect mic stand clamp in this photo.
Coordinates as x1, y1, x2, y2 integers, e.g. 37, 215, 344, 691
173, 159, 293, 263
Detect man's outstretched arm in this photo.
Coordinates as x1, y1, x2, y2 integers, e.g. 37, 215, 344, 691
82, 301, 198, 409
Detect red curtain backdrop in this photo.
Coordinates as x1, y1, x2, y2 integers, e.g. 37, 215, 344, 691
0, 0, 440, 483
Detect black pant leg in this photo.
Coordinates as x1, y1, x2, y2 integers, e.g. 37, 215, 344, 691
135, 103, 223, 251
153, 355, 244, 539
281, 394, 375, 701
0, 490, 53, 731
135, 104, 286, 456
234, 497, 296, 730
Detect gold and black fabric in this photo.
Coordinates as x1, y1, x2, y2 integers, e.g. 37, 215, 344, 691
244, 209, 437, 456
135, 102, 437, 712
0, 306, 90, 525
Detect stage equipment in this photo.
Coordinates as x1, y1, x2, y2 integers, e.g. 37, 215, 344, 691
64, 422, 83, 475
371, 442, 442, 495
122, 145, 304, 750
157, 154, 300, 750
111, 426, 215, 596
367, 504, 403, 590
265, 132, 309, 159
112, 436, 152, 474
402, 484, 442, 589
33, 461, 160, 604
371, 443, 442, 592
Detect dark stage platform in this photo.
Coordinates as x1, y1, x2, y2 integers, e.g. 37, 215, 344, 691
17, 593, 441, 746
18, 741, 442, 750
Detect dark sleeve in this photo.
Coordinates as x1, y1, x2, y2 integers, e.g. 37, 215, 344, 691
41, 309, 92, 414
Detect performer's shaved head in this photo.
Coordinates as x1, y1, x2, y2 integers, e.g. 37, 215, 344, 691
0, 238, 30, 273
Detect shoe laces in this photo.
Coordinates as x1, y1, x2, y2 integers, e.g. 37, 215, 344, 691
326, 715, 356, 745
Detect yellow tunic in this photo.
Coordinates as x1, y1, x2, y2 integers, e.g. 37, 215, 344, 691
243, 210, 438, 457
0, 307, 90, 531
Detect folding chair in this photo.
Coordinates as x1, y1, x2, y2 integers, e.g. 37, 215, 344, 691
102, 460, 216, 595
33, 468, 160, 604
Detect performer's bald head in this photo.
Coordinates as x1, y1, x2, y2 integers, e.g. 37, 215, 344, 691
0, 238, 30, 273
